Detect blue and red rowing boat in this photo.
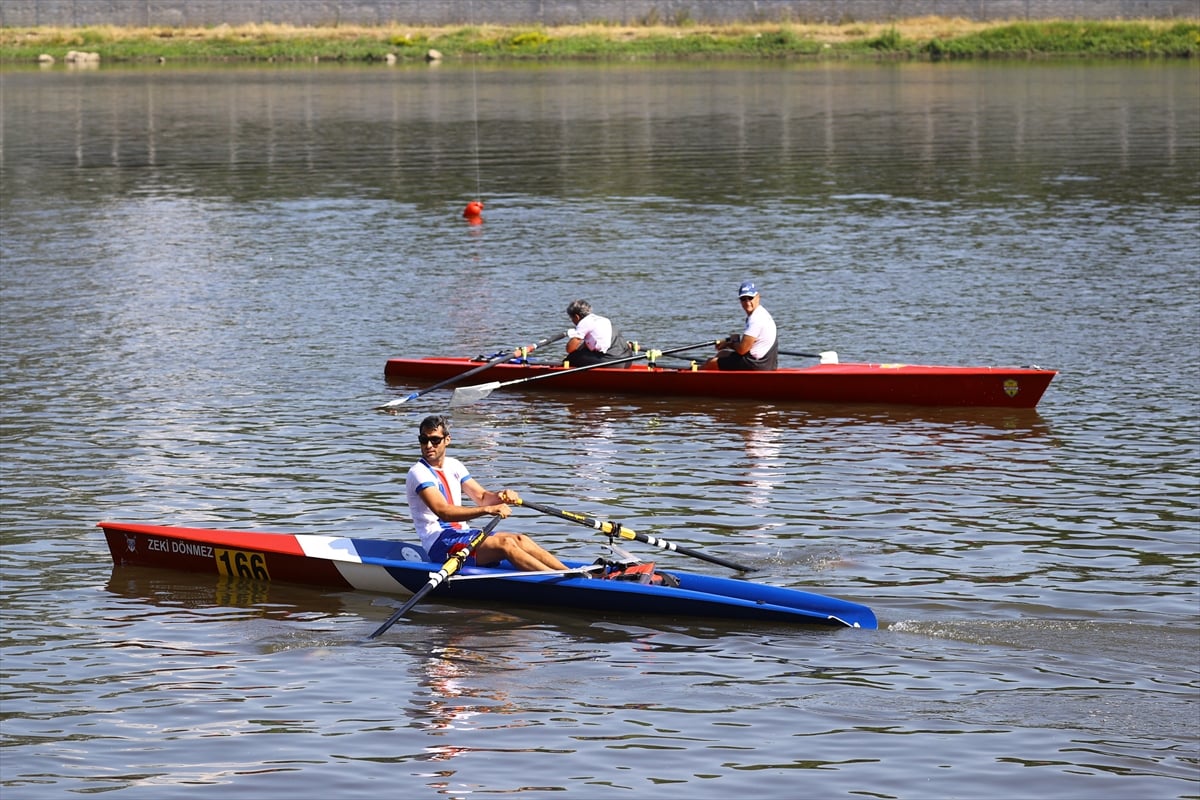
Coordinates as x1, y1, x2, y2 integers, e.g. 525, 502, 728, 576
98, 521, 878, 630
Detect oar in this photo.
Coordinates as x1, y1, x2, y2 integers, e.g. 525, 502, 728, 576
366, 515, 502, 639
779, 349, 839, 364
515, 498, 755, 573
378, 332, 567, 409
450, 340, 716, 407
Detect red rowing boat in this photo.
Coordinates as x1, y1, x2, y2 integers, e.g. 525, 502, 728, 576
383, 356, 1056, 408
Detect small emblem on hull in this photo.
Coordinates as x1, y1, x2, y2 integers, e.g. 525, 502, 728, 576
1003, 379, 1020, 398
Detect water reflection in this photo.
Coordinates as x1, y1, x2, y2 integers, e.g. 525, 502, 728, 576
440, 391, 1063, 569
3, 63, 1194, 208
555, 403, 627, 487
104, 565, 361, 623
733, 424, 780, 511
413, 381, 1056, 434
415, 635, 522, 771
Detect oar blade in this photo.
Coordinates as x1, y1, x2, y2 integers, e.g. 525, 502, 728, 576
367, 584, 431, 639
449, 381, 501, 407
377, 393, 417, 410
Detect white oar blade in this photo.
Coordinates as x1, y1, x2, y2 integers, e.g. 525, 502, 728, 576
819, 350, 839, 364
449, 381, 502, 407
377, 395, 412, 410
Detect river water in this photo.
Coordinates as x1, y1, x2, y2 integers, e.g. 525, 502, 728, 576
1, 60, 1197, 799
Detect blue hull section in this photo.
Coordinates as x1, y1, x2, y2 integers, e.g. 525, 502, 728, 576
346, 539, 877, 629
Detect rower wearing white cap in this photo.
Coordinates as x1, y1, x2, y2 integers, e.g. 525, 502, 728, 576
703, 279, 778, 371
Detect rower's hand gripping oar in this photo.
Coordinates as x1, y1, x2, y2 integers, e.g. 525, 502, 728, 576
378, 332, 567, 409
515, 498, 755, 573
450, 339, 717, 407
366, 515, 502, 639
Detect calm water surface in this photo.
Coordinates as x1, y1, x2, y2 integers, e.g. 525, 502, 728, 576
1, 61, 1198, 799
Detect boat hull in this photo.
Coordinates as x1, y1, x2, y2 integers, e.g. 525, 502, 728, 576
384, 357, 1055, 408
99, 522, 877, 629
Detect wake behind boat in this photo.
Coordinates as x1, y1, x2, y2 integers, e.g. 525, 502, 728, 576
383, 355, 1055, 408
98, 521, 878, 630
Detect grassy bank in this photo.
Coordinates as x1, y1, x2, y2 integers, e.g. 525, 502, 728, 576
2, 18, 1197, 64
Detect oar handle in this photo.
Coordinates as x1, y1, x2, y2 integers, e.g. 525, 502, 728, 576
366, 515, 502, 639
518, 331, 569, 356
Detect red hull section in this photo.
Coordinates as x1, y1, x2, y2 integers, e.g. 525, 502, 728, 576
101, 522, 357, 590
384, 357, 1055, 408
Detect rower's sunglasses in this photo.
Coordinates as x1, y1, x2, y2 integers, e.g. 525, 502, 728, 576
418, 434, 447, 446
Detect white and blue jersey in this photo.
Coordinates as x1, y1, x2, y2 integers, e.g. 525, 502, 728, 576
406, 456, 473, 553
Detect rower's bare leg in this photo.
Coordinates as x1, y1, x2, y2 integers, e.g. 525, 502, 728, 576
476, 533, 568, 572
516, 536, 569, 571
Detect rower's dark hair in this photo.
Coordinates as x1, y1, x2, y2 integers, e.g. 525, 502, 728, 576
566, 299, 592, 318
419, 414, 449, 435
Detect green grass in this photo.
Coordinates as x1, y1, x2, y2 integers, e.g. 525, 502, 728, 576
925, 21, 1200, 58
1, 20, 1196, 64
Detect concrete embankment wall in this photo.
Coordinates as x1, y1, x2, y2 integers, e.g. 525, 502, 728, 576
2, 0, 1195, 28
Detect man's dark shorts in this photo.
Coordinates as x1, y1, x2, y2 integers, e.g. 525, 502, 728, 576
716, 352, 773, 371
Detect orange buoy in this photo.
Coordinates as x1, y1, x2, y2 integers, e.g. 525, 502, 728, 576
463, 200, 484, 219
